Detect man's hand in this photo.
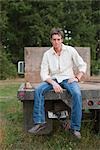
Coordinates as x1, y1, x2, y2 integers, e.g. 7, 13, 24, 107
68, 72, 84, 83
46, 78, 63, 93
68, 78, 78, 83
52, 81, 63, 93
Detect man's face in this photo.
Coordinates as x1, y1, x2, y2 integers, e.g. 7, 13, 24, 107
51, 34, 63, 50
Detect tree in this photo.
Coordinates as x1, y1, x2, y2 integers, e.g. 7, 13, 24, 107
0, 0, 99, 75
0, 44, 17, 79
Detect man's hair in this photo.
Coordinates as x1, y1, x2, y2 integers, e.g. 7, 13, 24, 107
50, 27, 64, 39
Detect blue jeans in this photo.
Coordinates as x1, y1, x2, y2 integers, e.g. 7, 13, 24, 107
33, 79, 82, 131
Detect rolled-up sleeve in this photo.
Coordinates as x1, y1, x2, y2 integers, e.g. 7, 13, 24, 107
40, 53, 51, 81
72, 47, 87, 73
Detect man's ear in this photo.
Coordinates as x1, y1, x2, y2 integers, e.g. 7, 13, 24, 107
50, 38, 52, 43
61, 38, 63, 42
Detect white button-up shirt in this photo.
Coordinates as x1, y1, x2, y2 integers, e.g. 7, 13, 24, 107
40, 44, 87, 83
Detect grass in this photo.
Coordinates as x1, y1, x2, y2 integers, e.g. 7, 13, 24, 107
0, 79, 100, 150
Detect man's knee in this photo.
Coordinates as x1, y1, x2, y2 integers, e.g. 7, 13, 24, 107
72, 90, 81, 97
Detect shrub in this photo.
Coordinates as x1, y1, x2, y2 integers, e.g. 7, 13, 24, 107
91, 59, 100, 75
0, 47, 17, 80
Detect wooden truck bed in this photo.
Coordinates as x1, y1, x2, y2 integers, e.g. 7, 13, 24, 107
17, 79, 100, 110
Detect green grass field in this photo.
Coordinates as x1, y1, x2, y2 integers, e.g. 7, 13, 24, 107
0, 79, 100, 150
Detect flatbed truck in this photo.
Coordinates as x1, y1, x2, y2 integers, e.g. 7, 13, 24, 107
17, 47, 100, 134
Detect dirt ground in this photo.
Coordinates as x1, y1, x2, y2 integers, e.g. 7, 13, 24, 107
0, 76, 99, 83
0, 76, 99, 88
0, 78, 25, 85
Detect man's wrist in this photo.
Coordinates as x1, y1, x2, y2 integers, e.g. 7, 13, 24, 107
51, 80, 57, 86
75, 76, 80, 82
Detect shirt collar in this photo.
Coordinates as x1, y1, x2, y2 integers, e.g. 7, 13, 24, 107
51, 43, 66, 55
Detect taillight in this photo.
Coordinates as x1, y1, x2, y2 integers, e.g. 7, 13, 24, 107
97, 101, 100, 105
19, 92, 25, 97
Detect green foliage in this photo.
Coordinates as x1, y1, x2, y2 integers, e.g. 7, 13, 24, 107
92, 59, 100, 75
0, 47, 17, 79
0, 0, 99, 76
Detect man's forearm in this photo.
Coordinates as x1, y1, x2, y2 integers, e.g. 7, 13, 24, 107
45, 78, 57, 86
76, 71, 84, 81
45, 78, 63, 93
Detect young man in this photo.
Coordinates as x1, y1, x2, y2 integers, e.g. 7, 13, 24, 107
28, 28, 87, 139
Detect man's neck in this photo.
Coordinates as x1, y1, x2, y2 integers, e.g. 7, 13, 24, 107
54, 47, 62, 56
